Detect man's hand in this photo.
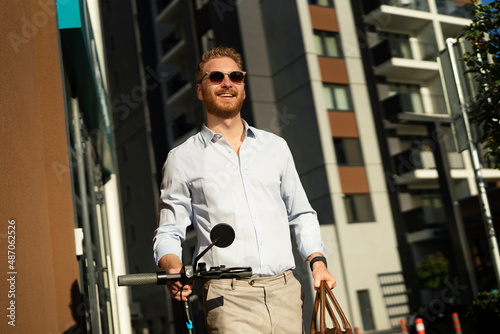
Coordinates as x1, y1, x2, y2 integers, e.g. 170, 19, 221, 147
308, 252, 336, 290
158, 254, 193, 301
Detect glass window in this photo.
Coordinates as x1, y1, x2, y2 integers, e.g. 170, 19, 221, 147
344, 194, 375, 223
314, 31, 342, 58
308, 0, 334, 7
323, 84, 353, 111
436, 0, 473, 19
388, 83, 424, 114
334, 138, 364, 165
379, 32, 413, 60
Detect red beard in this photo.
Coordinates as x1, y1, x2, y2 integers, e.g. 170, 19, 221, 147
202, 89, 244, 119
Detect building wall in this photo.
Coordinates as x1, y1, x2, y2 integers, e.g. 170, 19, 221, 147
0, 1, 81, 332
300, 1, 403, 329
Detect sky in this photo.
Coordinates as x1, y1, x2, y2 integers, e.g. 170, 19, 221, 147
482, 0, 495, 4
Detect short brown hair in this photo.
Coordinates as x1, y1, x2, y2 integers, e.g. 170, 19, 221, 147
196, 46, 243, 83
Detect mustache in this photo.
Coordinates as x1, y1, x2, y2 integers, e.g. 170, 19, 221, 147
215, 89, 238, 95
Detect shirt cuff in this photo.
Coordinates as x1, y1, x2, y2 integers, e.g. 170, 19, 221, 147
154, 242, 182, 267
298, 239, 325, 261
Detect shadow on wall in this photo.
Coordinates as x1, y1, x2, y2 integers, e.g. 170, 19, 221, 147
63, 280, 85, 334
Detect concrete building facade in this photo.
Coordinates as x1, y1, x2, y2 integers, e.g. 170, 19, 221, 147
354, 0, 500, 310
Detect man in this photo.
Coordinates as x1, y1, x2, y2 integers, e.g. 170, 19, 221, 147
153, 46, 336, 333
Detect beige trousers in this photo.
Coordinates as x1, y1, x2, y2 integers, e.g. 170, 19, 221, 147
202, 270, 304, 334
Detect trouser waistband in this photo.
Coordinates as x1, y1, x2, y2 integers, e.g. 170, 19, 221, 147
203, 269, 295, 290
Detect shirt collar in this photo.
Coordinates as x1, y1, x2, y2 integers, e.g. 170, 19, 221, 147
200, 119, 256, 147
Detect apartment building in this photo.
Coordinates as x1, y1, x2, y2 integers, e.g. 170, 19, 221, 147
353, 0, 500, 307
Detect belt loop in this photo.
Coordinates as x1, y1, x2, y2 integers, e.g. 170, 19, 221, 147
283, 271, 287, 285
231, 278, 236, 290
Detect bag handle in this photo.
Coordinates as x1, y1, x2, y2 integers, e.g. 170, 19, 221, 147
310, 281, 352, 334
324, 282, 352, 331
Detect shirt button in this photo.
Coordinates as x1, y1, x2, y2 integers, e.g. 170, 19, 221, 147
249, 280, 255, 286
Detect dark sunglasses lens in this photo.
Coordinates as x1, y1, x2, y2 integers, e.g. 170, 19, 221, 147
229, 72, 244, 83
209, 72, 225, 83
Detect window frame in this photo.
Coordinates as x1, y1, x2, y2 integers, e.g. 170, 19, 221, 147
334, 138, 364, 166
308, 0, 335, 8
314, 30, 343, 58
323, 84, 354, 112
343, 193, 375, 223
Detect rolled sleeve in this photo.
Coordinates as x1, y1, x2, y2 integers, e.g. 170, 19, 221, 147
153, 152, 192, 265
280, 143, 325, 260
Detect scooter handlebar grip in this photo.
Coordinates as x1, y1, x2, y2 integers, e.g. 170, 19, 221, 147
117, 273, 159, 286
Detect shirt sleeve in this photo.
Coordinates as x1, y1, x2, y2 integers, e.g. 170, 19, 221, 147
280, 141, 325, 260
153, 151, 193, 265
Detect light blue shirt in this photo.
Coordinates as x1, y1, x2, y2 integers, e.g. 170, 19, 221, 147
153, 121, 325, 277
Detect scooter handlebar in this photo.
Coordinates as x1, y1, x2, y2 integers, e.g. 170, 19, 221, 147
117, 271, 182, 286
117, 266, 252, 286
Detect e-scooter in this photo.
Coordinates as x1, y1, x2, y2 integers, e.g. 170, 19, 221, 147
117, 223, 252, 333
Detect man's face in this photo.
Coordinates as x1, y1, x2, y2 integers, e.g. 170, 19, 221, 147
196, 57, 246, 119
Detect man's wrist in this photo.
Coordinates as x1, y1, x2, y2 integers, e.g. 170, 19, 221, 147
309, 256, 327, 271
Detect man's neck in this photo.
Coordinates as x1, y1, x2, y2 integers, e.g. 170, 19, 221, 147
206, 114, 245, 154
206, 114, 244, 139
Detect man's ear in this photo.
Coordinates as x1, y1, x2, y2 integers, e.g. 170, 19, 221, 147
196, 84, 204, 101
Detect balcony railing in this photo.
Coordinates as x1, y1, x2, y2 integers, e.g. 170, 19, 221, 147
157, 0, 181, 23
157, 0, 174, 13
428, 94, 448, 115
371, 38, 440, 79
363, 0, 429, 14
393, 148, 464, 174
166, 72, 188, 97
435, 0, 474, 19
478, 145, 499, 169
372, 39, 440, 66
161, 31, 183, 55
403, 205, 447, 233
372, 39, 414, 66
419, 41, 439, 61
383, 91, 449, 120
382, 94, 418, 120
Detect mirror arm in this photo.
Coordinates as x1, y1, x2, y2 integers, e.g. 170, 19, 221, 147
193, 238, 219, 272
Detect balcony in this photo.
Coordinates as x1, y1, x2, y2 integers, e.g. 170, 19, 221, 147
403, 205, 447, 234
157, 0, 181, 23
166, 72, 192, 106
363, 0, 429, 13
436, 0, 474, 19
382, 93, 447, 122
160, 31, 186, 64
363, 0, 431, 31
393, 149, 433, 174
393, 148, 464, 175
371, 39, 439, 80
419, 41, 439, 61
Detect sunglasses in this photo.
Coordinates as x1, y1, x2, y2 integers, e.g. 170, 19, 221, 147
201, 71, 246, 84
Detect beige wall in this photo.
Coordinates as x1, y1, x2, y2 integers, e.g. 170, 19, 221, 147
0, 1, 81, 333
